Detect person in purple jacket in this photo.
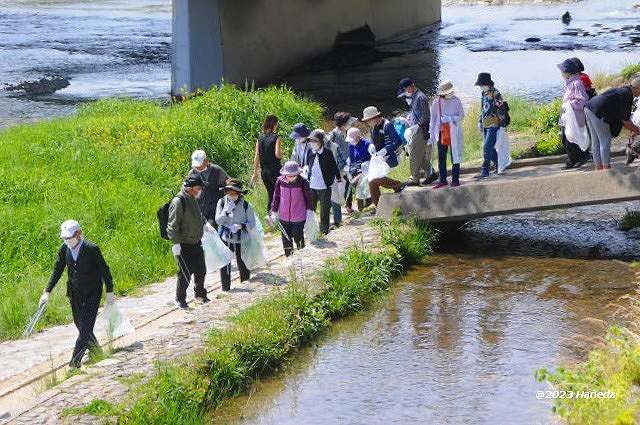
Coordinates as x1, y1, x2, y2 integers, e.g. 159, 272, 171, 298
271, 161, 314, 256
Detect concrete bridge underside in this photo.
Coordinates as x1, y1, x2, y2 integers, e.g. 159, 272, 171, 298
377, 156, 640, 222
171, 0, 442, 95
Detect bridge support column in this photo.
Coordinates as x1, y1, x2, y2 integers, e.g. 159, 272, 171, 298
171, 0, 224, 96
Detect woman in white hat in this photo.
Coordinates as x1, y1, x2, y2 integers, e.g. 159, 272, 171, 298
429, 80, 465, 188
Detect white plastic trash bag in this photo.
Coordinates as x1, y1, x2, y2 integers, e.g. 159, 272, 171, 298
104, 303, 134, 339
202, 226, 233, 270
304, 210, 321, 242
495, 128, 512, 174
368, 154, 391, 181
240, 228, 266, 271
562, 101, 590, 152
331, 179, 346, 205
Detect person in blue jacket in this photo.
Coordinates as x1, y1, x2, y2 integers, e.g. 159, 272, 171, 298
360, 106, 406, 208
345, 127, 372, 212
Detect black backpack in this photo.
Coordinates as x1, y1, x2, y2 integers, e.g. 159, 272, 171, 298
498, 101, 511, 128
157, 196, 185, 240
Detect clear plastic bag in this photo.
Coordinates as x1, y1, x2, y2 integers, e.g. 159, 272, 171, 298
495, 128, 512, 174
331, 179, 346, 205
304, 210, 321, 241
103, 303, 134, 339
202, 226, 233, 270
563, 101, 589, 151
355, 163, 370, 200
240, 212, 267, 271
368, 154, 391, 181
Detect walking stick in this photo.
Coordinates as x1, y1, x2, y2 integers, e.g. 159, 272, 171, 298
23, 302, 47, 337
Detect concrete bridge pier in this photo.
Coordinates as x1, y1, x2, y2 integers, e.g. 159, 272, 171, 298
171, 0, 442, 96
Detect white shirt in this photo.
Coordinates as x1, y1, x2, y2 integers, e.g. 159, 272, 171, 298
309, 150, 327, 190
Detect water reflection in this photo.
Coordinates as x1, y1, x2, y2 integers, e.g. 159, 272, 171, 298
217, 254, 634, 425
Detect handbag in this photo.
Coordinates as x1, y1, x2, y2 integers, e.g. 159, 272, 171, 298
439, 99, 451, 146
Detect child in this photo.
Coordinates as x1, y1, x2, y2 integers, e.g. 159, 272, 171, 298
270, 161, 313, 256
306, 129, 341, 235
215, 179, 256, 291
345, 127, 372, 211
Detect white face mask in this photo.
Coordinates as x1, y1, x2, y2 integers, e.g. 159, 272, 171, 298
64, 237, 80, 249
194, 189, 203, 199
404, 97, 412, 106
228, 194, 239, 202
348, 138, 359, 146
295, 137, 306, 144
311, 143, 322, 152
285, 175, 298, 183
480, 85, 490, 92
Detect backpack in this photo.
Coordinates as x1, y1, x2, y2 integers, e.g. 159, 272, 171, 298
393, 118, 409, 145
498, 101, 511, 128
157, 196, 185, 240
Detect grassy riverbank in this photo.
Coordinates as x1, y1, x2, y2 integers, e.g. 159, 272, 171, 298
65, 217, 433, 423
0, 85, 323, 341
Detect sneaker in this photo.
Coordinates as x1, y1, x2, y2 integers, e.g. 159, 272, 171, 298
404, 179, 420, 187
563, 162, 575, 170
474, 173, 490, 180
421, 172, 438, 185
394, 183, 407, 193
195, 296, 211, 304
433, 181, 448, 189
174, 300, 189, 310
451, 181, 461, 187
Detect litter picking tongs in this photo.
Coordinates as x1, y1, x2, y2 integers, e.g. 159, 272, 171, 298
23, 302, 47, 337
274, 217, 291, 242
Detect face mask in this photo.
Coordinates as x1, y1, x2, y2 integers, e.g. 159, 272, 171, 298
405, 97, 412, 106
228, 194, 239, 202
286, 175, 298, 183
64, 237, 80, 249
194, 189, 203, 199
311, 143, 322, 152
480, 85, 490, 92
295, 137, 306, 144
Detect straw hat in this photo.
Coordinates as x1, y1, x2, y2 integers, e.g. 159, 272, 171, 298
361, 106, 382, 122
437, 80, 455, 96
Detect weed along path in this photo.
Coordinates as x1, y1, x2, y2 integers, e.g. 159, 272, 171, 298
0, 216, 385, 424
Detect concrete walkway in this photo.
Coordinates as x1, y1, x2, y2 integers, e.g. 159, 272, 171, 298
378, 156, 640, 222
0, 216, 379, 424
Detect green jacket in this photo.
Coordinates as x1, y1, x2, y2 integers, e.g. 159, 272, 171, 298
167, 189, 205, 244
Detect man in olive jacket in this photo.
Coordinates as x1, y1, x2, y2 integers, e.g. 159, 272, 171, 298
167, 174, 208, 308
39, 219, 114, 368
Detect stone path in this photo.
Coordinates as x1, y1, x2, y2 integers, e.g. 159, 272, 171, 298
2, 216, 379, 424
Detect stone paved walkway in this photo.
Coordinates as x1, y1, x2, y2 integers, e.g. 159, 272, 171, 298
2, 216, 379, 424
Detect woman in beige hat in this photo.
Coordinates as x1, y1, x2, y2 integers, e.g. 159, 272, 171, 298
429, 80, 465, 188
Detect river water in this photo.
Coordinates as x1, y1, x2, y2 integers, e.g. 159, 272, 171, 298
1, 0, 639, 127
216, 203, 640, 425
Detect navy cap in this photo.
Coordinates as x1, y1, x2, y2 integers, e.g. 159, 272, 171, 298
289, 123, 311, 140
397, 78, 415, 96
557, 59, 580, 74
184, 174, 204, 188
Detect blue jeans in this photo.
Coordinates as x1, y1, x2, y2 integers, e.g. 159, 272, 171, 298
437, 142, 460, 184
331, 201, 342, 225
481, 127, 499, 175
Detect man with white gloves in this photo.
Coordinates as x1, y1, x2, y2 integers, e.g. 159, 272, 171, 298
40, 219, 114, 368
167, 174, 208, 308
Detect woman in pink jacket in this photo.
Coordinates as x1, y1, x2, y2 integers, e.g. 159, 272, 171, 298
270, 161, 314, 256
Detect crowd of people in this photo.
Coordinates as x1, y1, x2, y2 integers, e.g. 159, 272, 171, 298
35, 62, 640, 369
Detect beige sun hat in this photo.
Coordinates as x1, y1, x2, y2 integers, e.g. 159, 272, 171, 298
437, 80, 455, 96
361, 106, 382, 122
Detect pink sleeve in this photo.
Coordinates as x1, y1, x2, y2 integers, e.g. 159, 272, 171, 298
566, 81, 587, 111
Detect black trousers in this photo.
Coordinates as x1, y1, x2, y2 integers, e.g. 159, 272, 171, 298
69, 292, 101, 368
220, 240, 250, 291
561, 127, 589, 165
176, 243, 207, 303
311, 188, 331, 234
280, 220, 305, 256
262, 170, 278, 214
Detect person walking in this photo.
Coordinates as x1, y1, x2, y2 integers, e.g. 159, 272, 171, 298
39, 220, 115, 368
585, 77, 640, 169
215, 179, 256, 291
327, 113, 353, 227
345, 127, 373, 211
557, 59, 590, 169
306, 129, 341, 234
289, 123, 313, 167
474, 72, 504, 179
429, 81, 465, 188
167, 174, 208, 308
271, 161, 313, 256
251, 114, 283, 214
398, 78, 436, 186
187, 149, 230, 228
360, 106, 405, 207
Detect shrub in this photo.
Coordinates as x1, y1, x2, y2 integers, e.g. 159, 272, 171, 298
621, 63, 640, 81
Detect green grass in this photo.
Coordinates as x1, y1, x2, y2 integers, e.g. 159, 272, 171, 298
536, 327, 640, 425
620, 63, 640, 81
0, 85, 323, 341
98, 217, 434, 424
62, 399, 122, 417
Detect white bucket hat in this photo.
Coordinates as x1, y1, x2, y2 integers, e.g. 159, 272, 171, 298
361, 106, 382, 122
191, 149, 207, 168
437, 80, 455, 96
60, 219, 81, 239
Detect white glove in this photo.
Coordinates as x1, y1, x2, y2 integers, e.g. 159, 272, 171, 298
105, 292, 115, 306
230, 224, 242, 233
39, 291, 50, 307
172, 244, 181, 256
204, 222, 215, 233
377, 148, 387, 157
306, 210, 315, 221
441, 115, 451, 123
270, 211, 279, 221
301, 165, 309, 179
478, 121, 483, 132
367, 143, 377, 156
